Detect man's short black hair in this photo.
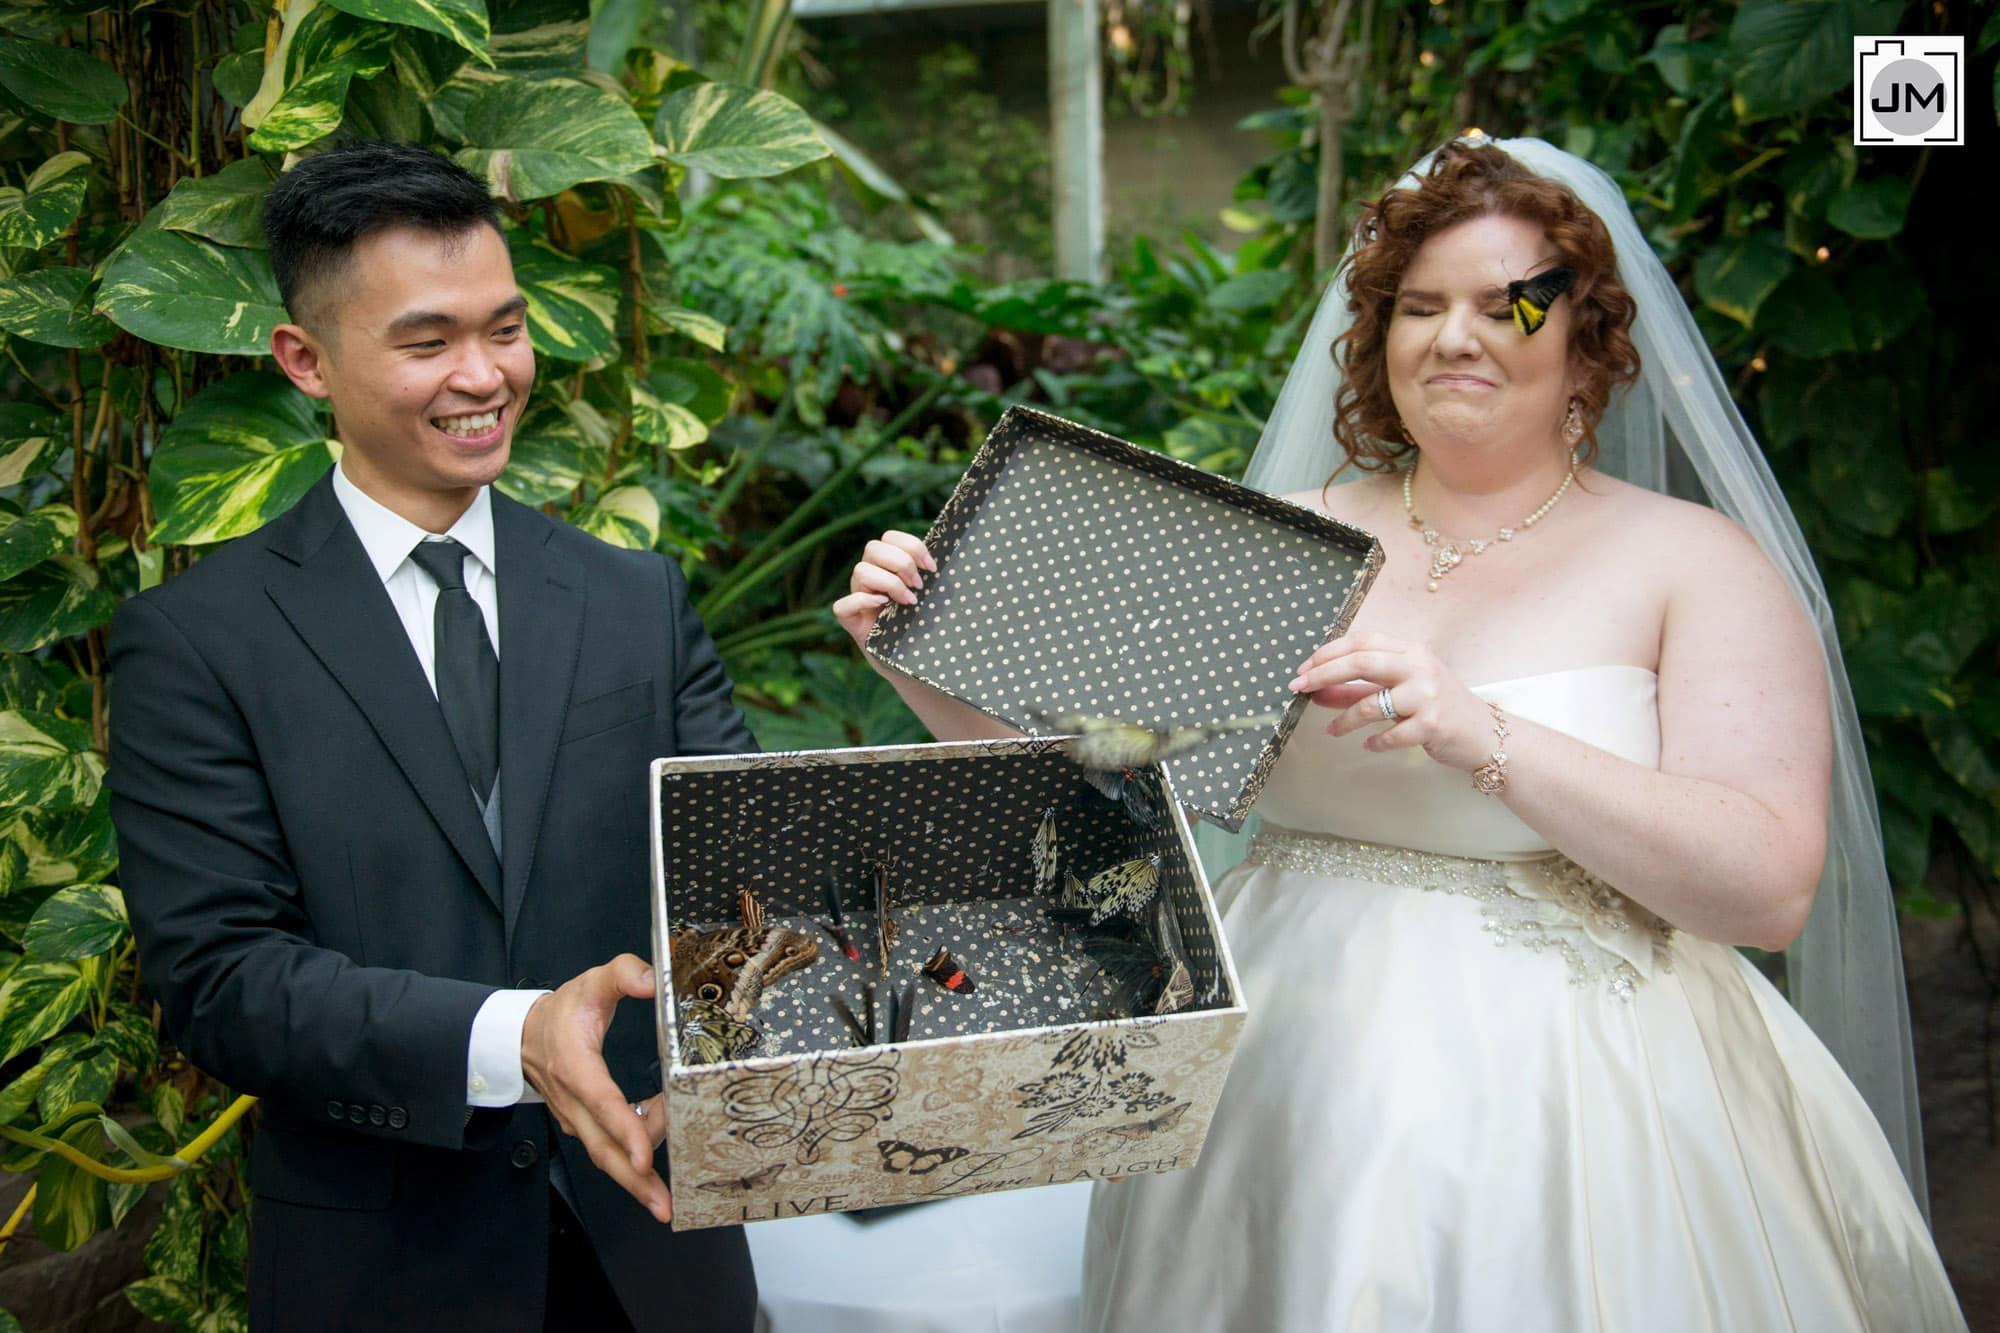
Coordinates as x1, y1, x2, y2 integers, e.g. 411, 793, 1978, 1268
262, 141, 501, 329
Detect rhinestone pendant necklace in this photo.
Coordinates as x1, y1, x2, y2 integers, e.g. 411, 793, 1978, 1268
1403, 461, 1576, 592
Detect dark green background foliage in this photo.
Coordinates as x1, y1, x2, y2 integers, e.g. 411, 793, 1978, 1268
0, 0, 1990, 1325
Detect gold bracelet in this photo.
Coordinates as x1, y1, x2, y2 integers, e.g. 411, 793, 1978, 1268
1471, 702, 1510, 795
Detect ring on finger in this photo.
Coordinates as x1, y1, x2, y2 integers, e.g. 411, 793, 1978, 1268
1376, 688, 1398, 722
631, 1101, 647, 1119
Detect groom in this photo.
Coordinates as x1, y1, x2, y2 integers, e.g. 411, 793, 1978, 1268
109, 142, 757, 1330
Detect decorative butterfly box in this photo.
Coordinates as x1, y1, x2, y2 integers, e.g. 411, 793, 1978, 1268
865, 405, 1383, 832
649, 737, 1246, 1231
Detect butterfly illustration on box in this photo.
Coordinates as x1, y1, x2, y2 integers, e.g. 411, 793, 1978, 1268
1061, 1101, 1192, 1160
876, 1139, 972, 1176
692, 1163, 787, 1195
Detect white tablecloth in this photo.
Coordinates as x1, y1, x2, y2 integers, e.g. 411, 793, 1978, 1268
746, 1183, 1093, 1333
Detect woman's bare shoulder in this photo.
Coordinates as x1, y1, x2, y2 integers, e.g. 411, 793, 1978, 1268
1280, 475, 1398, 529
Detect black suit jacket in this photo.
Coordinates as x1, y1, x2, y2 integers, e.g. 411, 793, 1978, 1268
109, 473, 758, 1331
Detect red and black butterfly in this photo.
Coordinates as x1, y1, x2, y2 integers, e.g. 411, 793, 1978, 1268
922, 945, 975, 993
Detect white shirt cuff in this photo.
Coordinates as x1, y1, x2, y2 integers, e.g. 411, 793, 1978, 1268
466, 988, 550, 1107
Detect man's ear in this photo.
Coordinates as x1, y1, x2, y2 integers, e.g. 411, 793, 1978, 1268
270, 322, 331, 400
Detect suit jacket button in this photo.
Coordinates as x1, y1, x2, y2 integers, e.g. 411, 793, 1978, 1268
368, 1105, 386, 1126
326, 1100, 345, 1121
510, 1140, 538, 1169
388, 1107, 408, 1130
347, 1104, 367, 1125
515, 977, 543, 989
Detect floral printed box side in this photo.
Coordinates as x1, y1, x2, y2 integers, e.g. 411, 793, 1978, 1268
649, 737, 1247, 1231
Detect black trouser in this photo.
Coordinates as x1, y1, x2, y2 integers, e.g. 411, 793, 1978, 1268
544, 1190, 636, 1333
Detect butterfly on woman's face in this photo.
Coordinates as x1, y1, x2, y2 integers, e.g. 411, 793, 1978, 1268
877, 1139, 971, 1175
693, 1163, 786, 1195
1505, 265, 1576, 337
677, 998, 761, 1066
1032, 710, 1277, 771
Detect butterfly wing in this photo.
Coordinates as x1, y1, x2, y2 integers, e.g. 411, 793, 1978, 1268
1085, 855, 1163, 926
1031, 807, 1059, 897
1507, 266, 1576, 337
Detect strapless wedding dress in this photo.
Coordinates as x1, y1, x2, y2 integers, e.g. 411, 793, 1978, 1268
1081, 666, 1965, 1332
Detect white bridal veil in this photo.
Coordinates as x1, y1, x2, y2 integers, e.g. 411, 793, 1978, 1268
1221, 134, 1927, 1205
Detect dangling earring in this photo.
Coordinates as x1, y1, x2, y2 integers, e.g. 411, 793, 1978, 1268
1562, 399, 1585, 447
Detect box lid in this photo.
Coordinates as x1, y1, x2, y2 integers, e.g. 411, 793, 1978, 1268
866, 406, 1382, 831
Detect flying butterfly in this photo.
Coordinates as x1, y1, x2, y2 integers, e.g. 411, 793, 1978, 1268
1505, 265, 1576, 337
922, 945, 975, 993
1030, 807, 1060, 898
1080, 765, 1163, 830
877, 1139, 971, 1175
677, 997, 761, 1066
693, 1163, 786, 1195
1032, 710, 1279, 771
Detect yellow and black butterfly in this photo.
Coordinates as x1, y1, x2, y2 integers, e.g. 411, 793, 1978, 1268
1032, 710, 1278, 772
877, 1139, 970, 1175
1506, 265, 1576, 336
677, 997, 761, 1066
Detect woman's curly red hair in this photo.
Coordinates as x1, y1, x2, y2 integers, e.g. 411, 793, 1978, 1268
1328, 141, 1640, 476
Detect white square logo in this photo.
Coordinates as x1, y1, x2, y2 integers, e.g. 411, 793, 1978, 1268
1854, 35, 1964, 145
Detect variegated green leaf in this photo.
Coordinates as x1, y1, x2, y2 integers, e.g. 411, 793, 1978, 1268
97, 228, 286, 357
11, 792, 116, 889
0, 959, 90, 1064
0, 711, 101, 811
655, 83, 827, 180
149, 373, 334, 546
497, 403, 599, 505
507, 234, 617, 362
243, 0, 321, 127
0, 36, 127, 126
454, 76, 654, 201
629, 381, 706, 451
33, 1118, 110, 1251
152, 157, 275, 250
487, 0, 588, 74
324, 0, 489, 60
646, 304, 727, 351
0, 439, 57, 489
0, 1059, 52, 1127
246, 28, 396, 152
0, 403, 61, 489
570, 484, 658, 550
648, 357, 731, 425
0, 504, 77, 583
0, 555, 114, 652
37, 1033, 114, 1121
0, 266, 114, 348
0, 151, 89, 249
23, 884, 124, 963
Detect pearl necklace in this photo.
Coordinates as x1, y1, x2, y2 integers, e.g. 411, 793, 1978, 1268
1402, 462, 1575, 592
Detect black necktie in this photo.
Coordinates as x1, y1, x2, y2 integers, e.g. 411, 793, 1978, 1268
409, 539, 498, 802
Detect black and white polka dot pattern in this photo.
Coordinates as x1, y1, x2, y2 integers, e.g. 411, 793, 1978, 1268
654, 740, 1230, 1066
868, 407, 1382, 830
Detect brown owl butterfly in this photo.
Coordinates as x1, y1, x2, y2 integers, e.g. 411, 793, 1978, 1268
669, 887, 818, 1020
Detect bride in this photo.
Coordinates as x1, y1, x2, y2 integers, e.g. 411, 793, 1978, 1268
833, 137, 1965, 1331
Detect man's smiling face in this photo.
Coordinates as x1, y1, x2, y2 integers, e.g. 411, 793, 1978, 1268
290, 222, 534, 530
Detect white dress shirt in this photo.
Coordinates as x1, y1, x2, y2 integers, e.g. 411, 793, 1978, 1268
330, 464, 545, 1109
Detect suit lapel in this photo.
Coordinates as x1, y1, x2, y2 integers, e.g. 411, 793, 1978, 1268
493, 494, 585, 946
263, 474, 505, 911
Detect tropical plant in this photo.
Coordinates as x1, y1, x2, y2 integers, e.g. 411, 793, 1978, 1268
0, 0, 835, 1325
